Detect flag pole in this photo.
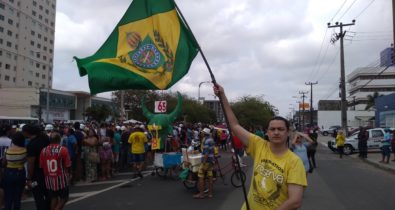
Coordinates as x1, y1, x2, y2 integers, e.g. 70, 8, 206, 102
174, 2, 250, 210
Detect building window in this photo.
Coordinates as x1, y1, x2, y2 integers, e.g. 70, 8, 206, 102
42, 74, 46, 79
13, 77, 15, 82
7, 30, 12, 36
32, 10, 36, 16
6, 41, 11, 47
31, 30, 35, 35
37, 43, 41, 49
0, 3, 4, 9
28, 81, 32, 86
36, 63, 40, 68
44, 36, 47, 41
5, 75, 10, 81
38, 33, 41, 39
43, 46, 47, 51
5, 64, 10, 69
36, 72, 39, 77
0, 15, 4, 21
0, 27, 3, 32
39, 5, 43, 10
38, 15, 42, 20
33, 1, 37, 6
30, 40, 34, 46
0, 38, 3, 44
7, 18, 13, 25
0, 50, 2, 56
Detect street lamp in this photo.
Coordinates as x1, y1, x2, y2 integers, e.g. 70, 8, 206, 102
198, 81, 211, 101
35, 51, 51, 123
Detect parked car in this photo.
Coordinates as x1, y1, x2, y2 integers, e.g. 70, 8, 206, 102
328, 128, 394, 155
321, 125, 341, 136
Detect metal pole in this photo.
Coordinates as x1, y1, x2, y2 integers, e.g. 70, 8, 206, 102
198, 81, 210, 101
174, 3, 250, 209
46, 61, 51, 123
328, 20, 355, 135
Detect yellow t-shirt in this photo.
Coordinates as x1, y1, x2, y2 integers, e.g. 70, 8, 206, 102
128, 131, 147, 154
336, 134, 345, 146
241, 134, 307, 210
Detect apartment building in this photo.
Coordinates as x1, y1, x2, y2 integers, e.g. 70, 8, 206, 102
0, 0, 56, 89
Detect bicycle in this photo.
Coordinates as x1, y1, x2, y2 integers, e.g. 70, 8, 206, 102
152, 152, 183, 180
182, 154, 247, 189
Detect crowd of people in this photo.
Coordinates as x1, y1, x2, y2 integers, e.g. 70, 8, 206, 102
0, 118, 262, 209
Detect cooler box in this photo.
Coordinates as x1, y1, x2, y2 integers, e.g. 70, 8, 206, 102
163, 152, 182, 169
188, 154, 202, 166
154, 153, 164, 167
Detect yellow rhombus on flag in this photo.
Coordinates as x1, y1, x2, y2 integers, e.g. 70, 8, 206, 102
74, 0, 199, 94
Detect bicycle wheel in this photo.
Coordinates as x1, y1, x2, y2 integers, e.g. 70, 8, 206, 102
183, 171, 198, 190
231, 170, 246, 188
155, 167, 166, 177
168, 165, 183, 180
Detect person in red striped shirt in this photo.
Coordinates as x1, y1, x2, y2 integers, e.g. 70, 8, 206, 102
40, 131, 71, 210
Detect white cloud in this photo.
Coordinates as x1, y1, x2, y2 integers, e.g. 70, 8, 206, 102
53, 0, 393, 117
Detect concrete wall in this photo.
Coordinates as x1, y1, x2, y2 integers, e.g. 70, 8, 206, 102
0, 88, 39, 117
318, 110, 375, 130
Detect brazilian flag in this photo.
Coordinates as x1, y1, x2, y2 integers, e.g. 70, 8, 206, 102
74, 0, 199, 94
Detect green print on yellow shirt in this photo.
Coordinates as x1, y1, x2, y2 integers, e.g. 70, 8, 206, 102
242, 134, 307, 210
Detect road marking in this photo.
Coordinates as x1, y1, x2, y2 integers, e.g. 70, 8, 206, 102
22, 191, 98, 203
66, 171, 152, 206
21, 170, 154, 204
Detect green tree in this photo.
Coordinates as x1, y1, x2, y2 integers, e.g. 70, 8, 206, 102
84, 105, 112, 122
231, 95, 275, 130
365, 92, 382, 110
112, 90, 159, 122
112, 90, 216, 124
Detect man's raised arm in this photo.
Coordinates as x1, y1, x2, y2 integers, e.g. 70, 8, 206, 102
213, 84, 251, 147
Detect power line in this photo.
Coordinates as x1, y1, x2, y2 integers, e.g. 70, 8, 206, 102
354, 0, 377, 19
308, 28, 331, 81
330, 0, 348, 22
315, 48, 340, 82
338, 0, 358, 21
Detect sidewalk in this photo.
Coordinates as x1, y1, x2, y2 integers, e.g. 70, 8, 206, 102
318, 135, 395, 173
350, 152, 395, 173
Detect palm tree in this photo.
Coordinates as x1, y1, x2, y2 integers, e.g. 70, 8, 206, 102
365, 92, 382, 110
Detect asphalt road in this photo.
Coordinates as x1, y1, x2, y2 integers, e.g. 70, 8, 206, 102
22, 137, 395, 210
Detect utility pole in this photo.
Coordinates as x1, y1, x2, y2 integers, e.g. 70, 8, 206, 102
328, 20, 355, 135
393, 0, 395, 64
120, 90, 125, 121
305, 81, 318, 127
299, 91, 308, 131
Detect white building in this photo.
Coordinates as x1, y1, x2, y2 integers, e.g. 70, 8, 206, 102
0, 88, 113, 123
347, 66, 395, 110
0, 0, 56, 89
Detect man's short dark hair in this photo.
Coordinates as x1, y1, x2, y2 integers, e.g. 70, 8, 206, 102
268, 116, 290, 130
74, 122, 80, 130
50, 132, 61, 143
22, 124, 41, 135
11, 132, 26, 147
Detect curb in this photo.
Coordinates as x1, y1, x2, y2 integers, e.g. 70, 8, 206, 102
360, 158, 395, 174
320, 141, 395, 174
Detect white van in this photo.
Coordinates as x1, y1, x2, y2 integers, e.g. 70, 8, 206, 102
327, 128, 393, 155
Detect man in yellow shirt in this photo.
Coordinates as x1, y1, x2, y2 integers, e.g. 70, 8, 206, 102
128, 126, 148, 178
214, 84, 307, 210
335, 130, 345, 158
